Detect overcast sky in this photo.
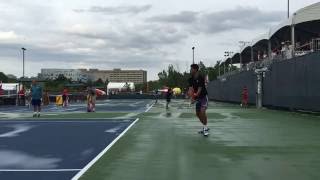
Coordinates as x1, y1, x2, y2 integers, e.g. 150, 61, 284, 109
0, 0, 318, 80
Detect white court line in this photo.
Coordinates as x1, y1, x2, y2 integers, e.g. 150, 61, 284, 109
71, 101, 155, 180
145, 102, 155, 113
0, 169, 81, 172
71, 117, 140, 180
0, 119, 135, 123
5, 117, 131, 120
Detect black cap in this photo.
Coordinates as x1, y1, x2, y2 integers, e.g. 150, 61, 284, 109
190, 64, 199, 71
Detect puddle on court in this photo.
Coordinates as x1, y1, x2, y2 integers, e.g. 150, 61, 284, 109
178, 113, 228, 119
0, 150, 61, 169
0, 124, 34, 138
105, 126, 122, 133
114, 112, 138, 119
79, 148, 95, 160
153, 111, 182, 119
0, 113, 28, 119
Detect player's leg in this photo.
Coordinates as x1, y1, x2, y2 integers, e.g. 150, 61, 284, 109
200, 111, 208, 126
37, 99, 41, 117
92, 96, 96, 112
198, 97, 209, 135
244, 98, 248, 108
87, 95, 91, 112
62, 95, 66, 107
32, 99, 37, 117
197, 110, 208, 135
196, 100, 205, 133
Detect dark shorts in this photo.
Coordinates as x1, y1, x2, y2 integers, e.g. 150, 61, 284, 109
166, 98, 171, 103
196, 96, 208, 112
32, 99, 41, 107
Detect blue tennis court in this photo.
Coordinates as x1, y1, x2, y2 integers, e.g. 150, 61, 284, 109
0, 118, 137, 180
0, 100, 153, 114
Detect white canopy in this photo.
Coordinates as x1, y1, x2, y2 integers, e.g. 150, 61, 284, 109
251, 33, 270, 47
238, 33, 270, 55
222, 2, 320, 65
1, 83, 19, 91
107, 82, 135, 91
294, 2, 320, 25
269, 2, 320, 38
249, 2, 320, 46
269, 17, 292, 39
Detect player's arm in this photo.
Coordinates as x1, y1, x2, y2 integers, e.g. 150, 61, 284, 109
187, 78, 194, 98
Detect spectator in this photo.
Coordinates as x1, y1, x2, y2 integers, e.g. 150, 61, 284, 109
241, 86, 248, 108
43, 90, 50, 106
62, 88, 69, 107
166, 88, 173, 109
31, 80, 43, 117
18, 87, 25, 106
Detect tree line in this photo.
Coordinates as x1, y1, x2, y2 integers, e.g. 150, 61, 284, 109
135, 61, 237, 92
1, 60, 237, 93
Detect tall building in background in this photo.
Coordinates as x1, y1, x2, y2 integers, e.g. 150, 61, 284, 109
82, 69, 147, 84
40, 68, 147, 84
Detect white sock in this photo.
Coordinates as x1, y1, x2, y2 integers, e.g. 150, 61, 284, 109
204, 125, 208, 130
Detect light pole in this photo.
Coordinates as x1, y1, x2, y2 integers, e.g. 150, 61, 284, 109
287, 0, 290, 18
192, 47, 195, 64
21, 47, 26, 78
218, 61, 221, 77
224, 55, 227, 74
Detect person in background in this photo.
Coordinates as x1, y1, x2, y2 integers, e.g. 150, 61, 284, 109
31, 80, 43, 117
263, 51, 267, 59
25, 89, 31, 108
43, 90, 50, 106
166, 88, 172, 109
62, 87, 69, 107
154, 89, 159, 104
87, 85, 97, 112
18, 87, 25, 106
241, 86, 249, 108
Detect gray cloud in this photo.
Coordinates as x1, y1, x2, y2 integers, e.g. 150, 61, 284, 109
1, 0, 295, 80
199, 7, 284, 34
0, 42, 96, 64
147, 11, 199, 24
74, 5, 152, 15
148, 7, 284, 34
0, 35, 174, 71
67, 24, 188, 50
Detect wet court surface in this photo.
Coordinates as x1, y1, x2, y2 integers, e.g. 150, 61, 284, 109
0, 99, 152, 113
0, 119, 135, 180
0, 100, 153, 119
0, 99, 152, 180
1, 99, 320, 180
80, 100, 320, 180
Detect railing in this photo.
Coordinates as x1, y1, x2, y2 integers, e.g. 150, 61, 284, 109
218, 69, 241, 80
312, 38, 320, 51
217, 38, 320, 80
